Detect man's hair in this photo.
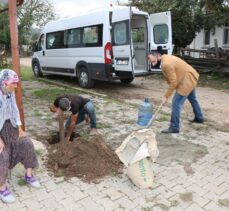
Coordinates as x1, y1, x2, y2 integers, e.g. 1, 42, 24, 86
148, 51, 161, 57
58, 97, 71, 111
148, 46, 163, 56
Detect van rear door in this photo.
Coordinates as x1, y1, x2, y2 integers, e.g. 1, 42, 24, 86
149, 11, 172, 71
112, 7, 134, 79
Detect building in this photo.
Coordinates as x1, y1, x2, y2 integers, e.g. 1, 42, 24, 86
189, 24, 229, 51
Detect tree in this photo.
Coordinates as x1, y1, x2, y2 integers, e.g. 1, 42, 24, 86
198, 0, 229, 31
17, 0, 56, 45
130, 0, 229, 51
0, 0, 56, 50
0, 5, 10, 49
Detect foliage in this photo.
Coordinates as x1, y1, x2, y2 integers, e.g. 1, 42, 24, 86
0, 5, 10, 49
0, 0, 55, 49
198, 0, 229, 31
129, 0, 229, 50
18, 0, 56, 45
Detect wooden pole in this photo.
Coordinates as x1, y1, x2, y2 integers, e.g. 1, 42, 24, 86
58, 113, 65, 142
8, 0, 25, 130
214, 39, 220, 73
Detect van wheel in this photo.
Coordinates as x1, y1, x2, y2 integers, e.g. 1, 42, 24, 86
120, 78, 134, 84
78, 67, 94, 88
32, 62, 43, 77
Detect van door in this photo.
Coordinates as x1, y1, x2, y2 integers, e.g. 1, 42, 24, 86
149, 11, 172, 71
44, 30, 69, 75
112, 7, 134, 79
34, 34, 46, 69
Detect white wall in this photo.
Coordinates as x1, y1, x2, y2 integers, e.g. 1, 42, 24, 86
187, 26, 228, 58
189, 27, 228, 50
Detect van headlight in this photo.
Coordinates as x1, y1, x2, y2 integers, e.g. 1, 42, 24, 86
116, 58, 129, 65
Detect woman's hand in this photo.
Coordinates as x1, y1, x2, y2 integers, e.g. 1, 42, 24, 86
0, 138, 5, 154
18, 126, 26, 138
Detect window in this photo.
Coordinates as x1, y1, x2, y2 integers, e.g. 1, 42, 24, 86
223, 23, 229, 45
66, 28, 81, 47
204, 30, 210, 46
82, 25, 103, 47
46, 31, 65, 49
113, 21, 129, 45
36, 34, 44, 51
153, 24, 168, 44
132, 28, 145, 43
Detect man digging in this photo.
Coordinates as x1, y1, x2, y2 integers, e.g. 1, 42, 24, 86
50, 95, 98, 141
148, 50, 204, 133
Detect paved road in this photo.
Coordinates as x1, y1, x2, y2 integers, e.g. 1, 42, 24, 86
1, 58, 228, 210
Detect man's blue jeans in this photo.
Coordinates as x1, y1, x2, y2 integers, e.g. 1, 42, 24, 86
170, 89, 204, 131
65, 101, 97, 129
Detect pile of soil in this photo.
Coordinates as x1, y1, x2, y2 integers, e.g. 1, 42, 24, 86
46, 135, 123, 182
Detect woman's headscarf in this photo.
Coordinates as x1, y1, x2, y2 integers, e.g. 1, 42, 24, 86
0, 69, 19, 94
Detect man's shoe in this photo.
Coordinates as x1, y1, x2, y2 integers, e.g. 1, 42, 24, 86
0, 187, 15, 203
190, 118, 204, 124
161, 128, 179, 134
89, 129, 99, 136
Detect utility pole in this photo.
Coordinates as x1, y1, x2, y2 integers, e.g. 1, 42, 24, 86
8, 0, 25, 130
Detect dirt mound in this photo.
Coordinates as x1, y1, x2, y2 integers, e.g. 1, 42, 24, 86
46, 135, 123, 182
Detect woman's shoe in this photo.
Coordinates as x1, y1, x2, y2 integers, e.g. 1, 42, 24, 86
25, 174, 41, 188
0, 187, 15, 203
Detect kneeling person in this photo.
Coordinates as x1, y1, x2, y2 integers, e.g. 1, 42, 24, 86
52, 95, 98, 141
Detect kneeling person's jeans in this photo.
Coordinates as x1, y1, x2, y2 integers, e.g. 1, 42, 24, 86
65, 101, 97, 129
170, 89, 203, 131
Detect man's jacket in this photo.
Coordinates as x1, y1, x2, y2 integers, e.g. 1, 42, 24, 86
161, 55, 199, 98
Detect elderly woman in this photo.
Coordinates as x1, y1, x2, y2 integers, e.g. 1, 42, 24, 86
0, 69, 40, 203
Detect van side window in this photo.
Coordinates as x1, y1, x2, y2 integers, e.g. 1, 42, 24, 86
113, 21, 129, 45
36, 34, 44, 51
153, 24, 168, 44
66, 28, 81, 47
82, 25, 103, 47
46, 31, 65, 49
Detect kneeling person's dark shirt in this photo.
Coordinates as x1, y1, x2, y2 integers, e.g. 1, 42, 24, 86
54, 95, 90, 114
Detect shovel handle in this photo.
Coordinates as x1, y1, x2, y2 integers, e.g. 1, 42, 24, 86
146, 102, 163, 128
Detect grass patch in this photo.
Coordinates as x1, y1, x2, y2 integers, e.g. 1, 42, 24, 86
20, 66, 35, 81
218, 199, 229, 207
179, 192, 193, 202
122, 119, 136, 124
17, 178, 27, 186
96, 122, 112, 129
199, 73, 229, 90
32, 87, 77, 103
32, 109, 43, 117
156, 114, 169, 122
35, 149, 43, 157
80, 130, 90, 140
170, 200, 179, 207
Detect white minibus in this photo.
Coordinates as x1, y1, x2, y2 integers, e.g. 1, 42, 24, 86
32, 6, 172, 88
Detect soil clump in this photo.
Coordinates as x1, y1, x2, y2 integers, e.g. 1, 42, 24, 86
46, 134, 123, 182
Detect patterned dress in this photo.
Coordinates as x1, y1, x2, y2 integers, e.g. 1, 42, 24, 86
0, 69, 38, 184
0, 122, 38, 184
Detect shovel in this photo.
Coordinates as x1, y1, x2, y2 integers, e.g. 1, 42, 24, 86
145, 102, 163, 128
